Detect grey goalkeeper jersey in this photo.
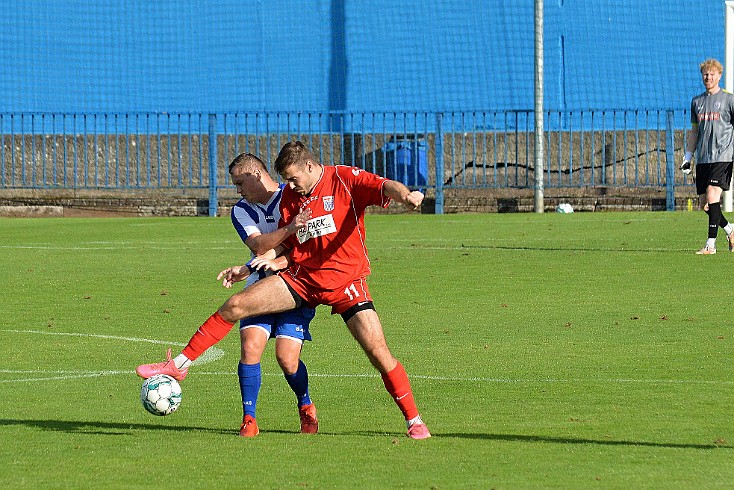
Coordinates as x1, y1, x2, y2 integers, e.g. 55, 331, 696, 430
690, 89, 734, 164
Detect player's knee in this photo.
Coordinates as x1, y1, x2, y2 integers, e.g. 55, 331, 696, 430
241, 337, 260, 353
240, 344, 264, 364
276, 353, 299, 375
221, 295, 249, 321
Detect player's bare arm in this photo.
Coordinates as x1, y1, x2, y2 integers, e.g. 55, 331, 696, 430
217, 265, 252, 289
249, 254, 290, 273
245, 207, 312, 255
383, 179, 424, 210
217, 252, 290, 289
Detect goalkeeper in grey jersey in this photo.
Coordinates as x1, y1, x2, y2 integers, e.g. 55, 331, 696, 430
681, 58, 734, 254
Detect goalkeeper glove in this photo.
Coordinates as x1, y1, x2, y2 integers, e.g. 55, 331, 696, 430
680, 151, 693, 175
680, 160, 691, 175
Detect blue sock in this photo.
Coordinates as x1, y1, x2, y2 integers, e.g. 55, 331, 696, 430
284, 360, 312, 407
238, 362, 261, 418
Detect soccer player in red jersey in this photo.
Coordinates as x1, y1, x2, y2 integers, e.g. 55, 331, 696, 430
138, 141, 430, 439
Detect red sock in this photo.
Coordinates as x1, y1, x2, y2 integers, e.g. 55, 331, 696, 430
181, 312, 235, 361
381, 361, 419, 420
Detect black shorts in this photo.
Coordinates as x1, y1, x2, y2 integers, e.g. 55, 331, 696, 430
696, 161, 734, 195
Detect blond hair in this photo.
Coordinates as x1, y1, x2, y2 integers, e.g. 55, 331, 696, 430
700, 58, 723, 74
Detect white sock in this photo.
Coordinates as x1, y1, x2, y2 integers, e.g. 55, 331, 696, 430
706, 238, 716, 249
725, 224, 733, 236
406, 415, 423, 428
174, 354, 191, 369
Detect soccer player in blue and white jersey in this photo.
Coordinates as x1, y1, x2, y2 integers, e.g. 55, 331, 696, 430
139, 143, 431, 440
225, 153, 318, 436
682, 58, 734, 254
137, 152, 318, 437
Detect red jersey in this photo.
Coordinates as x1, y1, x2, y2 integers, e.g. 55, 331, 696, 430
278, 165, 391, 292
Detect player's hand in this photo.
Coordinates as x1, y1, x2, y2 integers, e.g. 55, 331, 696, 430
294, 208, 312, 229
216, 265, 251, 289
680, 160, 692, 175
405, 191, 424, 210
248, 256, 282, 272
286, 207, 312, 234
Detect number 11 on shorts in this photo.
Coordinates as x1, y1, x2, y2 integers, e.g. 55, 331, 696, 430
344, 283, 360, 300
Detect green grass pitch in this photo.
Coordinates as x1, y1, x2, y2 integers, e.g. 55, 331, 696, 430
0, 211, 732, 488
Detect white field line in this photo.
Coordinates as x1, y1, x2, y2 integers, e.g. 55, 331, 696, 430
1, 329, 730, 386
0, 328, 224, 384
192, 372, 734, 385
0, 244, 235, 251
2, 369, 730, 385
0, 370, 130, 383
2, 328, 188, 346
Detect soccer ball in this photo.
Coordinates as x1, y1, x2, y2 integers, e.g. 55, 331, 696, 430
140, 374, 182, 416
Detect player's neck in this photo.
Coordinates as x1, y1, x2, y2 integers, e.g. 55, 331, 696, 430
707, 86, 721, 95
304, 165, 324, 197
256, 184, 280, 204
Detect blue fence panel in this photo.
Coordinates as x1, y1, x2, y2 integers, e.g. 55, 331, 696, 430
0, 110, 693, 213
0, 112, 210, 190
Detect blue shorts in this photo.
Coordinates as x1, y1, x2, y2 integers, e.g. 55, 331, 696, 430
239, 305, 315, 342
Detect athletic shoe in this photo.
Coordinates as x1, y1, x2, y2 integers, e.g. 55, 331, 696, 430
135, 348, 188, 381
407, 423, 431, 440
695, 246, 716, 255
728, 233, 734, 252
239, 415, 259, 437
298, 403, 319, 434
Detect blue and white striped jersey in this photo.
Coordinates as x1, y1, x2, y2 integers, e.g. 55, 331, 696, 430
230, 184, 284, 287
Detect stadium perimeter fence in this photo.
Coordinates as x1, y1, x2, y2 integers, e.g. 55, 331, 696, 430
0, 109, 693, 215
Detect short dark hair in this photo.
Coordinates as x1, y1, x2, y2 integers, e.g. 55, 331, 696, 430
229, 152, 267, 173
274, 141, 315, 175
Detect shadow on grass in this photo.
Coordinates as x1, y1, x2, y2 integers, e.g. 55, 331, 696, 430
439, 432, 731, 450
0, 418, 400, 438
2, 419, 730, 450
0, 418, 232, 436
445, 244, 680, 253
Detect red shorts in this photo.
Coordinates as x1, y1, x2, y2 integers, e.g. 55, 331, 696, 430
279, 272, 373, 315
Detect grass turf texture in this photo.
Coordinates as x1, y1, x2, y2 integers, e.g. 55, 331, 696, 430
0, 212, 731, 488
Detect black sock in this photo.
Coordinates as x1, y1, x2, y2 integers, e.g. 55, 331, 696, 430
708, 202, 722, 239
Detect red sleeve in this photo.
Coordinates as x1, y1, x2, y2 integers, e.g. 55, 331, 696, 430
336, 165, 391, 210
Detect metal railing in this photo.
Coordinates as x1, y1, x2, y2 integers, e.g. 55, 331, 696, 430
0, 110, 692, 214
